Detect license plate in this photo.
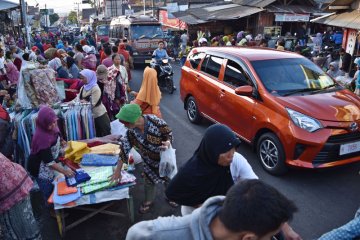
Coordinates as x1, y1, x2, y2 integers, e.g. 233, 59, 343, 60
145, 60, 151, 63
339, 141, 360, 155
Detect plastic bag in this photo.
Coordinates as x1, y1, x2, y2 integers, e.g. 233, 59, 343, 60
159, 145, 177, 179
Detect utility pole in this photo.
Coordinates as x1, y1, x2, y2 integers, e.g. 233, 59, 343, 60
19, 0, 30, 48
74, 2, 81, 26
45, 4, 47, 28
143, 0, 146, 15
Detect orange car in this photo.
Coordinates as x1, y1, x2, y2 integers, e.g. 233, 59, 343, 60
180, 47, 360, 175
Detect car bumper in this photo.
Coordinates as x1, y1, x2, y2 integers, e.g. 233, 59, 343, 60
283, 122, 360, 169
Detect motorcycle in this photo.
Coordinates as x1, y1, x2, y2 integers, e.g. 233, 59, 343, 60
150, 58, 175, 94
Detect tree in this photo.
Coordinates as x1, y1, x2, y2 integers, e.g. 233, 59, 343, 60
68, 11, 78, 24
49, 13, 60, 25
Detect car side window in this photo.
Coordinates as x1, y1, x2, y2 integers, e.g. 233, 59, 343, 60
224, 60, 251, 87
201, 55, 223, 79
189, 52, 206, 69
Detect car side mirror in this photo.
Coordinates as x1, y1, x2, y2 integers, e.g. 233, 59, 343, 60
235, 86, 253, 97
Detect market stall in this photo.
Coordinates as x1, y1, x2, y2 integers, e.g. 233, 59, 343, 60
51, 142, 136, 237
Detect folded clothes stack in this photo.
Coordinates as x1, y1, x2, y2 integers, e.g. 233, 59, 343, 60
78, 167, 136, 194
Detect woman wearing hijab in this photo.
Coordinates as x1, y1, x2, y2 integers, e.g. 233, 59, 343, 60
28, 106, 75, 206
327, 62, 342, 79
4, 51, 19, 85
96, 64, 117, 119
82, 45, 97, 71
48, 57, 69, 78
131, 67, 162, 118
165, 124, 255, 213
77, 69, 111, 136
66, 56, 80, 79
0, 153, 42, 240
312, 33, 323, 54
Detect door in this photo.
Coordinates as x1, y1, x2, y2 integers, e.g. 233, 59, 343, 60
218, 59, 256, 141
197, 54, 225, 121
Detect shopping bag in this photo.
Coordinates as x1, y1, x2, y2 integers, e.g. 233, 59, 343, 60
159, 145, 177, 179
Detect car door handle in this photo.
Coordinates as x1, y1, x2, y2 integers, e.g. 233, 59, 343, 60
219, 89, 226, 98
195, 74, 200, 81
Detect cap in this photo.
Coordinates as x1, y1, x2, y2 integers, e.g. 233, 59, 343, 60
115, 104, 142, 124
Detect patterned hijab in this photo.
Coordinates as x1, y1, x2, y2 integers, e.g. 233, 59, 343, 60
136, 67, 161, 113
80, 69, 98, 91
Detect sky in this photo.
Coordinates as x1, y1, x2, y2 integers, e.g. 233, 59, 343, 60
8, 0, 92, 14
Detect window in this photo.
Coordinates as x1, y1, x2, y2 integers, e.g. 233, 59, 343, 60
251, 58, 337, 96
189, 52, 205, 69
201, 55, 223, 79
224, 60, 251, 87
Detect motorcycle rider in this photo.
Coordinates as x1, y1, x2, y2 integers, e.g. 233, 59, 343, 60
152, 41, 176, 90
152, 41, 170, 62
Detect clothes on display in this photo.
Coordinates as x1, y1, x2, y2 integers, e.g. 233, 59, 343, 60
81, 154, 119, 166
17, 67, 62, 108
11, 104, 96, 168
90, 143, 120, 155
64, 141, 91, 164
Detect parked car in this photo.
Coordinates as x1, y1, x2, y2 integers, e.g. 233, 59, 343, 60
180, 47, 360, 175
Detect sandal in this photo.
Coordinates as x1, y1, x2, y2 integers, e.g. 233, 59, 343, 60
166, 198, 179, 208
138, 202, 153, 214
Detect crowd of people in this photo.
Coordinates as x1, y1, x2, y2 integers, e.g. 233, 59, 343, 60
0, 26, 359, 240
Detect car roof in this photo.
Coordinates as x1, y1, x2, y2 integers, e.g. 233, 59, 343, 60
196, 47, 302, 61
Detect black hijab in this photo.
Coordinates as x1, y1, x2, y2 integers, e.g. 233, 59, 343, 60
165, 124, 241, 206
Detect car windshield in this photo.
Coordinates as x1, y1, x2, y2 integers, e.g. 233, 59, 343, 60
251, 58, 338, 96
96, 25, 109, 36
131, 25, 164, 39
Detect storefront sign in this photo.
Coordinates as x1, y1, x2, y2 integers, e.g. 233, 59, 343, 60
159, 10, 187, 30
264, 26, 282, 37
275, 13, 310, 22
345, 29, 357, 55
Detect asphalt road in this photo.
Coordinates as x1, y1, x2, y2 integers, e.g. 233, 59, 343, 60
37, 63, 360, 240
129, 63, 360, 239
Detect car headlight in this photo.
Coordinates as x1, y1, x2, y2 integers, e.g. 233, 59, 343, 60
286, 108, 323, 132
133, 52, 139, 56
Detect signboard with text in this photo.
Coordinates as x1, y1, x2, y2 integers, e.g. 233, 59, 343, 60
275, 13, 310, 22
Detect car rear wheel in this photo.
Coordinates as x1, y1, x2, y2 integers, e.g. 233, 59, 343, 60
257, 133, 287, 175
186, 96, 202, 124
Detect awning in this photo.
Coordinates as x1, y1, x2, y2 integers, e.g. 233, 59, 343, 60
311, 10, 360, 30
266, 4, 321, 14
172, 2, 266, 24
0, 0, 19, 11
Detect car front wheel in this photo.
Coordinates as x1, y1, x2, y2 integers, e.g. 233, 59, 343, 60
257, 133, 287, 175
186, 96, 202, 124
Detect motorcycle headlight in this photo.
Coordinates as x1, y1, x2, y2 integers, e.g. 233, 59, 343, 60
162, 59, 169, 64
286, 108, 323, 132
